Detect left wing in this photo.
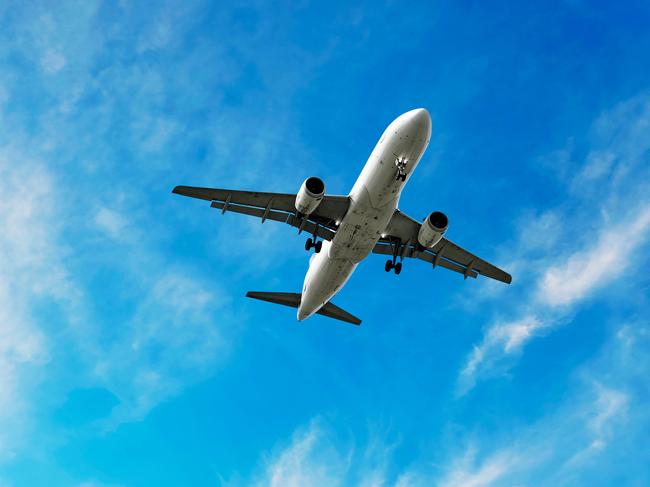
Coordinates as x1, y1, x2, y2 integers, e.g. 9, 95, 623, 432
375, 209, 512, 284
172, 185, 350, 241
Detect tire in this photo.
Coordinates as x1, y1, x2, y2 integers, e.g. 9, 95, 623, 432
385, 260, 393, 272
315, 241, 323, 253
305, 238, 313, 251
394, 262, 402, 275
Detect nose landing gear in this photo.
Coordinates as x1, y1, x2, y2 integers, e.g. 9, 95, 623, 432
394, 155, 408, 182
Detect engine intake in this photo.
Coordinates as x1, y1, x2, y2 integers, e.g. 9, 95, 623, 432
417, 211, 448, 248
295, 177, 325, 215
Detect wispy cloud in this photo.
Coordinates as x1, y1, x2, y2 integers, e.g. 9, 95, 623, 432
436, 449, 517, 487
0, 1, 354, 470
0, 120, 235, 458
94, 207, 132, 242
0, 0, 264, 453
231, 419, 396, 487
538, 206, 650, 307
40, 50, 66, 74
240, 320, 649, 487
457, 93, 650, 395
94, 270, 232, 425
251, 420, 348, 487
0, 147, 80, 457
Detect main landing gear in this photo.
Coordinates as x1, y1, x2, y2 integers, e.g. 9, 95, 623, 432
385, 259, 402, 275
305, 237, 322, 253
384, 238, 403, 275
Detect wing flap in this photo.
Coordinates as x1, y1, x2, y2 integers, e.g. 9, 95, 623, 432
434, 238, 512, 284
210, 201, 336, 241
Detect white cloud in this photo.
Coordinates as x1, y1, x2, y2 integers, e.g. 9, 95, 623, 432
137, 18, 172, 53
228, 420, 398, 487
457, 315, 545, 395
437, 449, 515, 487
539, 205, 650, 307
0, 0, 345, 477
577, 150, 616, 182
252, 421, 347, 487
94, 207, 131, 241
41, 50, 66, 74
0, 0, 326, 448
245, 321, 646, 487
457, 93, 650, 394
83, 269, 232, 425
0, 161, 236, 440
588, 385, 628, 437
0, 148, 80, 457
460, 204, 650, 395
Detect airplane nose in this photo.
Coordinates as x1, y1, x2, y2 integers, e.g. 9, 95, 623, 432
410, 108, 431, 127
401, 108, 431, 136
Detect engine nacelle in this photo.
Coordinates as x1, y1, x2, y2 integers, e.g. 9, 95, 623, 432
295, 177, 325, 215
417, 211, 449, 248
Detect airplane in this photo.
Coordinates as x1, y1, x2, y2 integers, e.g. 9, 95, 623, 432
173, 108, 511, 326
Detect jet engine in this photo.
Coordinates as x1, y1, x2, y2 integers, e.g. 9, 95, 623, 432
417, 211, 448, 248
295, 177, 325, 215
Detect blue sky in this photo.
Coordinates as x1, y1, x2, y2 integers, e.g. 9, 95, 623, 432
1, 0, 650, 485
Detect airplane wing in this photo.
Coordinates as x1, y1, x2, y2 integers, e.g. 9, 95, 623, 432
374, 209, 512, 284
172, 185, 350, 241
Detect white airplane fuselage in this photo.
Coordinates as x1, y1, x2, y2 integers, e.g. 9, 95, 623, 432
298, 108, 432, 320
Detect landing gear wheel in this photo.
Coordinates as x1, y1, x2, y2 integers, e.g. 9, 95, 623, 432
394, 262, 402, 275
314, 241, 323, 253
305, 238, 313, 251
385, 260, 393, 272
401, 174, 407, 182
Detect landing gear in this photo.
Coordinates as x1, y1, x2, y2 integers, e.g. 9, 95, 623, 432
305, 238, 323, 253
384, 238, 404, 275
394, 155, 408, 181
384, 259, 403, 274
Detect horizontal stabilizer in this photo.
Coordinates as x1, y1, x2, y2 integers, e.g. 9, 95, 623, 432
246, 291, 361, 326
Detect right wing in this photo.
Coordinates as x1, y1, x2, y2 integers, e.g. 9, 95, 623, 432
375, 209, 512, 284
172, 186, 350, 241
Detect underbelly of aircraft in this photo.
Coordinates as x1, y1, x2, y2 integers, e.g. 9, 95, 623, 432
329, 187, 397, 263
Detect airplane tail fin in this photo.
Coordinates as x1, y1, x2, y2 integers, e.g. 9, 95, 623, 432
245, 291, 361, 326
